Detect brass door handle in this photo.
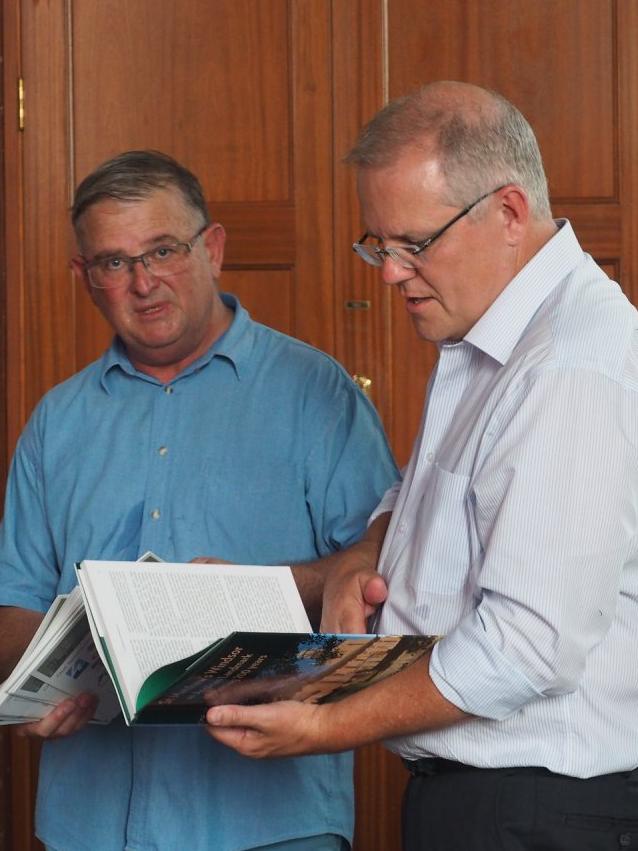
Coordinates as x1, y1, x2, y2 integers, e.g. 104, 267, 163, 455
353, 374, 372, 396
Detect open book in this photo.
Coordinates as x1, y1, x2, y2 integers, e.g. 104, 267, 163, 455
1, 557, 437, 726
76, 559, 437, 725
0, 552, 160, 725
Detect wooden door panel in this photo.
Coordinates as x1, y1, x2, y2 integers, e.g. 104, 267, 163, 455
16, 0, 74, 440
14, 0, 333, 393
384, 0, 635, 463
72, 0, 291, 202
388, 0, 616, 200
331, 0, 392, 431
216, 203, 295, 267
223, 269, 293, 336
6, 3, 334, 850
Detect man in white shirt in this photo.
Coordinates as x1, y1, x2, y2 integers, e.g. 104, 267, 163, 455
204, 81, 638, 850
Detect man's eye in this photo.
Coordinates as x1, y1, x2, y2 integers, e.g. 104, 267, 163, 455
103, 257, 125, 272
152, 246, 177, 261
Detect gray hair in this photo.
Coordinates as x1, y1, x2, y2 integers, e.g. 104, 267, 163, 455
346, 82, 552, 220
71, 150, 210, 228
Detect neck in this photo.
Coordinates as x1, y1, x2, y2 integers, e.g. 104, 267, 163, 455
128, 301, 234, 384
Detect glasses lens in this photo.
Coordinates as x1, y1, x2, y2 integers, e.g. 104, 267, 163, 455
385, 247, 418, 269
144, 245, 190, 277
88, 244, 191, 288
353, 243, 383, 267
87, 263, 128, 289
352, 242, 419, 270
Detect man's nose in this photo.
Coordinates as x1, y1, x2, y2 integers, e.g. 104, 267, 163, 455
128, 257, 158, 294
380, 255, 416, 287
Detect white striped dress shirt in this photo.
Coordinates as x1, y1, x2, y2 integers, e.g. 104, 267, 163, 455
374, 220, 638, 777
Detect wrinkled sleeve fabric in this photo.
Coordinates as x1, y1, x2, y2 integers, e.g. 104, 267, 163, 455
368, 479, 403, 524
430, 367, 638, 720
0, 404, 60, 612
303, 370, 399, 555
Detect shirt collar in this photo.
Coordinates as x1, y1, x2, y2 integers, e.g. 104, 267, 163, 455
462, 219, 583, 365
99, 292, 255, 392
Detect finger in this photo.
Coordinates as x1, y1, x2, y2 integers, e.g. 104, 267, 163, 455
205, 723, 265, 755
321, 604, 369, 633
16, 693, 97, 740
16, 698, 81, 739
362, 574, 388, 606
206, 704, 258, 729
205, 705, 271, 756
53, 694, 98, 737
190, 556, 234, 564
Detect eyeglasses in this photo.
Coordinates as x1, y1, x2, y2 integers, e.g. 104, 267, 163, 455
352, 186, 505, 269
82, 224, 209, 289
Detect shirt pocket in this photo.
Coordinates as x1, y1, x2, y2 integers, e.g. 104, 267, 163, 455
405, 462, 471, 597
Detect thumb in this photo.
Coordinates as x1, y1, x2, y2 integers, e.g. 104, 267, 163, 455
362, 574, 388, 606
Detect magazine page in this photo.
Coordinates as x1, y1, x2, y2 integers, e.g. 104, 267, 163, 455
76, 560, 312, 720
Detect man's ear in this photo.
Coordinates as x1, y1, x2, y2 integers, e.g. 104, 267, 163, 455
202, 223, 226, 278
70, 256, 97, 303
497, 185, 530, 246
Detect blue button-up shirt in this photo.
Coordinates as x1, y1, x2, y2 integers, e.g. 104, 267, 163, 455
374, 221, 638, 777
0, 294, 398, 851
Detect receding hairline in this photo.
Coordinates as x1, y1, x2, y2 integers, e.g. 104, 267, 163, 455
71, 149, 211, 230
345, 82, 510, 168
345, 81, 552, 220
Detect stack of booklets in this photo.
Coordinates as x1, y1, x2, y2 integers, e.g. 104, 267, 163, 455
0, 556, 437, 726
0, 584, 120, 724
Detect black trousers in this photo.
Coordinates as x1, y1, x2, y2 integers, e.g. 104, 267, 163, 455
402, 759, 638, 851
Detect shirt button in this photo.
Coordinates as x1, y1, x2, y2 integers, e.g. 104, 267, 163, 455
426, 452, 434, 463
158, 446, 168, 456
150, 509, 161, 520
398, 521, 407, 534
164, 386, 173, 395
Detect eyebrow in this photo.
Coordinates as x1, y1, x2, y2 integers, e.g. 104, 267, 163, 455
369, 230, 430, 245
86, 233, 183, 262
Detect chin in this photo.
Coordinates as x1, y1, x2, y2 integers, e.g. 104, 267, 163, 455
410, 318, 441, 343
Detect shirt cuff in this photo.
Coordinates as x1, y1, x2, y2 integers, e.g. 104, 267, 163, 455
368, 483, 401, 526
429, 613, 544, 720
0, 590, 50, 613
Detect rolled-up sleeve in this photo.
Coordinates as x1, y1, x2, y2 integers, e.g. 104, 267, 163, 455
304, 375, 399, 554
430, 367, 637, 719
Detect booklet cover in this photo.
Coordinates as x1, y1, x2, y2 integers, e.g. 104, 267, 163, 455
136, 631, 437, 724
1, 555, 438, 727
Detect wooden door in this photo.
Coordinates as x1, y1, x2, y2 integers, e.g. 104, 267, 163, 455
3, 2, 638, 851
5, 0, 341, 441
1, 2, 348, 849
339, 4, 638, 850
335, 0, 638, 473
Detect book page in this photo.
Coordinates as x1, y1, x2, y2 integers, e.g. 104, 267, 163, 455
0, 586, 119, 724
76, 561, 311, 714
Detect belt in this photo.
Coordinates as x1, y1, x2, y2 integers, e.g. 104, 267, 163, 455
403, 758, 638, 781
403, 758, 551, 778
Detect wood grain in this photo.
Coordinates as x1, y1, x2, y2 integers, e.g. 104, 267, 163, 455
3, 2, 638, 851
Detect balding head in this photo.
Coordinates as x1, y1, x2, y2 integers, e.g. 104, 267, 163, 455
346, 81, 552, 221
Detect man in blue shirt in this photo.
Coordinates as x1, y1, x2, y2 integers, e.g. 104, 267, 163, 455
204, 83, 638, 851
0, 150, 398, 851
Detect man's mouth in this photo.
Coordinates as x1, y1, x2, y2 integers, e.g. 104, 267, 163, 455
137, 303, 165, 316
407, 296, 428, 305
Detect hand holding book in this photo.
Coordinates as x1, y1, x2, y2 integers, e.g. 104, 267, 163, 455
1, 555, 437, 728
